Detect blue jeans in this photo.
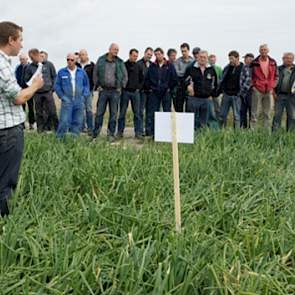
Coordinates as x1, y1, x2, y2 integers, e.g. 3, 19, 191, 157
94, 89, 120, 137
118, 90, 142, 136
207, 99, 219, 129
219, 94, 241, 128
148, 91, 171, 135
56, 98, 84, 138
83, 92, 93, 131
186, 96, 209, 129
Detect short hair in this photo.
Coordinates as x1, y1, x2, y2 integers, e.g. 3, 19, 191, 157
283, 52, 294, 58
28, 48, 40, 56
209, 54, 216, 58
198, 50, 209, 56
180, 43, 190, 50
154, 47, 164, 55
40, 50, 47, 55
260, 44, 268, 50
129, 48, 139, 55
228, 50, 239, 58
0, 21, 23, 46
144, 47, 153, 53
75, 52, 79, 56
167, 48, 177, 57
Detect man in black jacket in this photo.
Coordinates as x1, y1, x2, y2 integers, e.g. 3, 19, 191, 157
145, 47, 178, 136
117, 49, 144, 138
137, 47, 153, 136
183, 50, 218, 129
272, 52, 295, 131
24, 48, 58, 132
219, 50, 244, 128
77, 49, 95, 134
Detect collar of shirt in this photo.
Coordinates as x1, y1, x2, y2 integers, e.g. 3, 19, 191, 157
0, 50, 12, 64
180, 56, 193, 63
80, 61, 91, 68
194, 63, 210, 69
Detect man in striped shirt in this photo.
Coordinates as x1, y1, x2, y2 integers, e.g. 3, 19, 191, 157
0, 21, 43, 217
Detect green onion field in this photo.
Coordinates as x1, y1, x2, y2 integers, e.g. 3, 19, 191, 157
1, 130, 295, 294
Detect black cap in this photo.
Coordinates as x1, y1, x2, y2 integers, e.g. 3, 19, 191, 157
243, 53, 254, 59
192, 47, 201, 55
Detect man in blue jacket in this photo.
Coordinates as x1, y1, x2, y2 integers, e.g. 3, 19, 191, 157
54, 53, 90, 138
145, 47, 177, 136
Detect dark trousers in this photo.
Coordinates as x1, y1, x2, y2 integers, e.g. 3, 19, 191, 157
173, 81, 187, 112
186, 96, 209, 129
0, 124, 24, 217
34, 91, 58, 132
272, 94, 295, 131
118, 90, 143, 136
149, 90, 171, 135
240, 91, 252, 128
140, 91, 153, 136
22, 98, 35, 125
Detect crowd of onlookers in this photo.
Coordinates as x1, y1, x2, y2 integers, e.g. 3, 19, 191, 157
15, 43, 295, 141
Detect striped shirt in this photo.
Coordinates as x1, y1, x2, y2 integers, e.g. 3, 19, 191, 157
0, 50, 25, 129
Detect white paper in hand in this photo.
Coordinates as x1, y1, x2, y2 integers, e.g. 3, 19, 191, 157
155, 112, 194, 144
27, 63, 43, 86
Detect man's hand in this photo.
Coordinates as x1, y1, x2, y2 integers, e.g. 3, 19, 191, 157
32, 74, 44, 90
187, 84, 195, 97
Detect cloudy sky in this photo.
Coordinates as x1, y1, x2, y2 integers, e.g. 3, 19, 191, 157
1, 0, 294, 69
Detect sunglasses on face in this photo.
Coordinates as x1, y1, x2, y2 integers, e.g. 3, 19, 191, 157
67, 58, 75, 62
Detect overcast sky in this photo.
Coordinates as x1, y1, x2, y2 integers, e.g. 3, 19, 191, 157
1, 0, 295, 69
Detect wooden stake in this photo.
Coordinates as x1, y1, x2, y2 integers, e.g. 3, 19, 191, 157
171, 107, 181, 233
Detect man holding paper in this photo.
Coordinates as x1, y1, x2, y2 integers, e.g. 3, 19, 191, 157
183, 50, 218, 129
0, 21, 44, 216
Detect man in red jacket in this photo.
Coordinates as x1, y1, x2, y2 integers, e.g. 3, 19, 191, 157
251, 44, 278, 129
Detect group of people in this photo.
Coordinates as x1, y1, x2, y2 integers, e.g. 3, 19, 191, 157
15, 41, 295, 141
1, 21, 295, 216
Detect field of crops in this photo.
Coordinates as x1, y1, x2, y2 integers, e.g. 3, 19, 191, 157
1, 130, 295, 294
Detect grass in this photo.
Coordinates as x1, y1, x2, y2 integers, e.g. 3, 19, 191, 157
1, 129, 295, 294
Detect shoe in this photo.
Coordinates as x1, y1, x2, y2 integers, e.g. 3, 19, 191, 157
0, 199, 9, 217
108, 135, 116, 143
29, 124, 34, 130
135, 134, 143, 140
116, 132, 123, 139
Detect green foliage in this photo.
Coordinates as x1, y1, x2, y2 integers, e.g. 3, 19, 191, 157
1, 130, 295, 294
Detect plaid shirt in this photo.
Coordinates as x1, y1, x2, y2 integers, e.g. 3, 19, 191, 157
0, 50, 25, 129
239, 64, 252, 98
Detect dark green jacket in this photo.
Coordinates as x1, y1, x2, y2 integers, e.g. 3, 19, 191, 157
93, 54, 127, 88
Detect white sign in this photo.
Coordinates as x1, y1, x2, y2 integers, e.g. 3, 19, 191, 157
26, 63, 43, 86
155, 112, 194, 144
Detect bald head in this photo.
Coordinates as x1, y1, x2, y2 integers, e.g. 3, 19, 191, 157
66, 53, 76, 70
79, 49, 89, 63
108, 43, 119, 58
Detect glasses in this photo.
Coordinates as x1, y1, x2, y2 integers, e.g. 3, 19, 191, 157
67, 58, 75, 62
